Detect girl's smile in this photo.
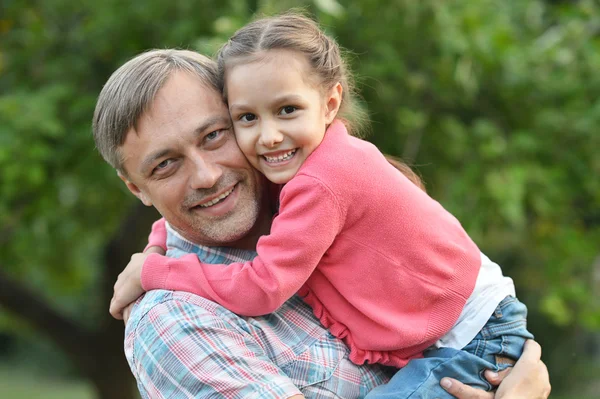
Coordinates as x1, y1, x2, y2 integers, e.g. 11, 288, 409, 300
226, 49, 342, 184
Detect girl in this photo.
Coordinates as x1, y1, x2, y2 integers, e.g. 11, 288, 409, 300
112, 14, 532, 398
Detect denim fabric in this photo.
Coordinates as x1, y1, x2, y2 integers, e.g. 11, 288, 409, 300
365, 296, 533, 399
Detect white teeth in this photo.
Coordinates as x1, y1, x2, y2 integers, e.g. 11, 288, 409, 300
264, 149, 296, 163
198, 186, 235, 208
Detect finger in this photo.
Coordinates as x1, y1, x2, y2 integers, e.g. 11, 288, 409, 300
440, 378, 493, 399
109, 297, 115, 314
109, 299, 125, 320
539, 360, 552, 398
110, 308, 124, 320
519, 340, 542, 364
113, 278, 122, 293
109, 305, 124, 320
483, 367, 510, 386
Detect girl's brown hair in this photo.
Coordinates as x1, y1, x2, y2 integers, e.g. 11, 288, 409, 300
217, 12, 424, 190
217, 12, 367, 135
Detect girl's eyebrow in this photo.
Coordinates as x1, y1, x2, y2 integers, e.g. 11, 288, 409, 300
229, 94, 304, 113
271, 94, 304, 106
228, 103, 249, 113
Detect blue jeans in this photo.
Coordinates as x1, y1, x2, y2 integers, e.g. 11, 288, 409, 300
365, 296, 534, 399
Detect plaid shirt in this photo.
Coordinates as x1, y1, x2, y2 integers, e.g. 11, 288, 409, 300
125, 226, 392, 398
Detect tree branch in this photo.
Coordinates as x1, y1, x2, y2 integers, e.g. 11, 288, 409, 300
99, 202, 160, 308
0, 268, 95, 364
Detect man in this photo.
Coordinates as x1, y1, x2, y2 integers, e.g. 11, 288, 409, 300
93, 49, 551, 399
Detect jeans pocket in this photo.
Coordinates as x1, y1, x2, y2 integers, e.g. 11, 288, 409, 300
471, 296, 534, 369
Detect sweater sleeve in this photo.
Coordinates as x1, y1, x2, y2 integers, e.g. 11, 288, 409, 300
141, 175, 343, 316
144, 218, 167, 252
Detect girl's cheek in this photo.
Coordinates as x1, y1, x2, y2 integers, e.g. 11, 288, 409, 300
237, 136, 256, 157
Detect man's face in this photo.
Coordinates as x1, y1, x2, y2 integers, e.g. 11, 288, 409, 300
119, 71, 267, 247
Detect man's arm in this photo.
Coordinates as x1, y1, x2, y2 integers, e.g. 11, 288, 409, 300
441, 340, 551, 399
126, 292, 304, 399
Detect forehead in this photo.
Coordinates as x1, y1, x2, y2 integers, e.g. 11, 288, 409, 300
120, 71, 228, 174
226, 50, 319, 91
145, 71, 224, 126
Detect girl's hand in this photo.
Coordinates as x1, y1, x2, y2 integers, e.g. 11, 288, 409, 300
109, 252, 150, 320
441, 340, 550, 399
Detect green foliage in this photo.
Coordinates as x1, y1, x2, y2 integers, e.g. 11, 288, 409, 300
334, 0, 600, 331
0, 0, 236, 320
0, 366, 94, 399
0, 0, 598, 394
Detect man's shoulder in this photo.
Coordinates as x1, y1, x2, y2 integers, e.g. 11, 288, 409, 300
125, 290, 173, 336
126, 290, 223, 335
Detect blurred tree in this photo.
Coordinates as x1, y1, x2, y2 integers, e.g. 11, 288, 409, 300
335, 0, 600, 327
329, 0, 600, 391
0, 1, 234, 397
0, 0, 598, 397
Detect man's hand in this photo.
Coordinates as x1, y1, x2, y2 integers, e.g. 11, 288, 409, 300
110, 252, 150, 320
440, 340, 551, 399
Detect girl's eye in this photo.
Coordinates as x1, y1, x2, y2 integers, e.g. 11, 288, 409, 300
240, 113, 257, 123
280, 106, 297, 115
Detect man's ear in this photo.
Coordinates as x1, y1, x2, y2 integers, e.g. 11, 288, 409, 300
324, 82, 343, 124
117, 171, 153, 207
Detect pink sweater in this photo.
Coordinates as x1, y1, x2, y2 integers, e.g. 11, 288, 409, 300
143, 120, 481, 367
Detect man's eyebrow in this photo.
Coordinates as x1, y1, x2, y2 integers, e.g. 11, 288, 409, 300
193, 115, 231, 136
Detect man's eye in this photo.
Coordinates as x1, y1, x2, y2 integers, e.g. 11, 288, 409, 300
280, 106, 297, 115
152, 159, 174, 175
156, 159, 172, 170
206, 130, 223, 141
240, 113, 256, 123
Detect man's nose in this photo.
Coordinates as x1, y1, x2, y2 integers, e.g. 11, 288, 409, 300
189, 155, 222, 190
258, 125, 284, 149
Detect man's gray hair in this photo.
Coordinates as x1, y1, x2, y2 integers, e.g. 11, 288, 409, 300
92, 49, 221, 172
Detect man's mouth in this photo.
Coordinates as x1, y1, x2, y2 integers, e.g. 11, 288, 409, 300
196, 185, 236, 208
262, 149, 297, 163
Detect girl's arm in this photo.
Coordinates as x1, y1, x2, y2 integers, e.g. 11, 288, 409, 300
144, 218, 167, 252
109, 176, 341, 319
141, 175, 342, 316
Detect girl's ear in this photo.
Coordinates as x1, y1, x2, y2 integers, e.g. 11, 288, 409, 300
324, 82, 343, 124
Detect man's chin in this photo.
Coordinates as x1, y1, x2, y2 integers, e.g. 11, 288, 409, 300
174, 210, 259, 248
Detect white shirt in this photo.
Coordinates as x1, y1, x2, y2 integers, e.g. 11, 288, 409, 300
436, 252, 516, 349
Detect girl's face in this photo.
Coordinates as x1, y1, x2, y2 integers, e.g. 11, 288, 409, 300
226, 49, 341, 184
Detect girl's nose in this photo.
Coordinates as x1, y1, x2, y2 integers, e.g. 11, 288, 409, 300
259, 126, 284, 149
